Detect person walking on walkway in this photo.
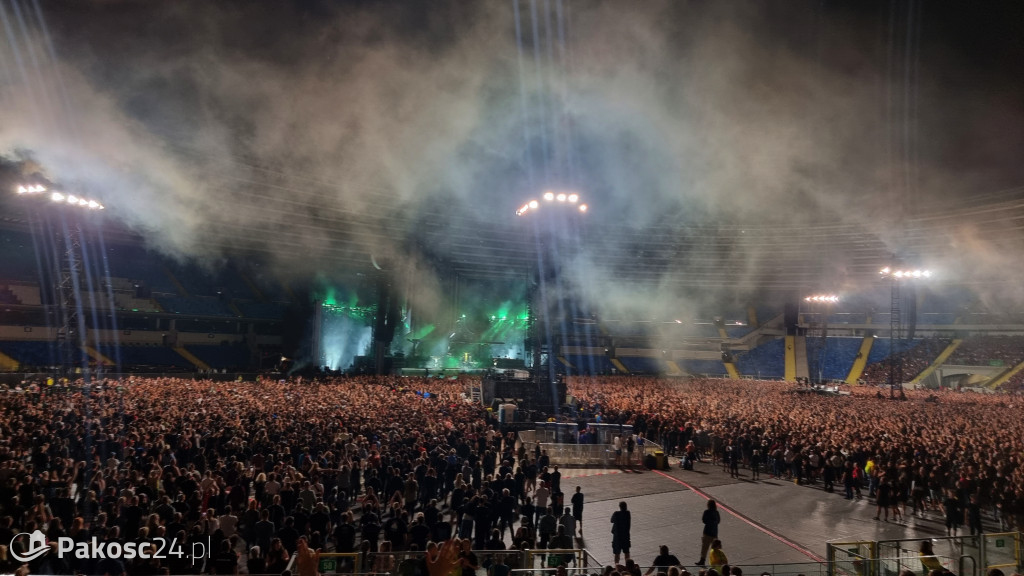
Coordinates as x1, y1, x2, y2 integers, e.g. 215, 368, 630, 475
695, 500, 720, 566
571, 487, 585, 536
610, 501, 631, 565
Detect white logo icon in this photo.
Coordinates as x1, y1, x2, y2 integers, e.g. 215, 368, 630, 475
10, 530, 49, 563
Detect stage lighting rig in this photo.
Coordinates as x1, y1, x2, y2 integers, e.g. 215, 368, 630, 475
515, 189, 588, 216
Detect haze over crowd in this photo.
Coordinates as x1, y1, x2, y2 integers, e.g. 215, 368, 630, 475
2, 1, 1024, 325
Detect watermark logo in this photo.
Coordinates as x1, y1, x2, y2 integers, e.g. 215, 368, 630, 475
8, 531, 210, 565
9, 530, 48, 563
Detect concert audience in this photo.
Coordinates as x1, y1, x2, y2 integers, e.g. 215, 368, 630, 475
567, 375, 1024, 534
859, 337, 950, 386
0, 371, 1022, 575
947, 336, 1024, 367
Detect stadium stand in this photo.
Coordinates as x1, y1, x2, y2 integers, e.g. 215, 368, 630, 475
155, 294, 236, 317
734, 338, 785, 379
103, 245, 179, 293
859, 337, 949, 385
0, 340, 56, 368
616, 355, 664, 374
0, 230, 39, 280
807, 336, 862, 381
827, 312, 868, 325
724, 324, 755, 338
117, 345, 194, 369
679, 358, 728, 376
186, 343, 252, 370
234, 300, 287, 319
946, 334, 1024, 366
564, 354, 619, 375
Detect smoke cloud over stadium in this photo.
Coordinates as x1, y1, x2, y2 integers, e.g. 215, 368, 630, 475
2, 0, 1024, 335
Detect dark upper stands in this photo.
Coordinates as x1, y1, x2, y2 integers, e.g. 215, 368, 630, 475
807, 337, 862, 381
0, 341, 57, 368
186, 343, 252, 369
735, 338, 785, 379
0, 230, 40, 281
616, 356, 664, 373
725, 324, 755, 338
563, 354, 618, 375
235, 300, 287, 320
680, 358, 728, 376
859, 337, 949, 385
947, 335, 1024, 366
155, 294, 236, 317
117, 345, 193, 369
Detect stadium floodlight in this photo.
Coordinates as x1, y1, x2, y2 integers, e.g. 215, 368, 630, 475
516, 190, 588, 216
880, 267, 931, 279
804, 294, 839, 303
16, 183, 104, 210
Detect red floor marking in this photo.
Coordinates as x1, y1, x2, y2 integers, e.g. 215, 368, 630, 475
653, 469, 825, 562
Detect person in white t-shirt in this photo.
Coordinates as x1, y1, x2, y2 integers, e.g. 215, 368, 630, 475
219, 506, 239, 539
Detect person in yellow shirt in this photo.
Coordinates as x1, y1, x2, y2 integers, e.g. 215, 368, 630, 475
919, 540, 944, 574
865, 458, 877, 497
708, 540, 728, 572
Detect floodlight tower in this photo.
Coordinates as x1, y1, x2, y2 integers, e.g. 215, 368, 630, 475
803, 294, 839, 382
15, 184, 105, 374
878, 265, 931, 398
515, 190, 588, 413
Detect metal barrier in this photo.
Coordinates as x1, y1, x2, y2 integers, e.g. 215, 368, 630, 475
827, 540, 877, 576
518, 425, 663, 468
877, 536, 979, 576
510, 561, 870, 576
982, 532, 1021, 574
316, 552, 363, 574
830, 532, 1023, 576
534, 442, 664, 468
362, 548, 527, 575
539, 444, 616, 467
523, 549, 601, 570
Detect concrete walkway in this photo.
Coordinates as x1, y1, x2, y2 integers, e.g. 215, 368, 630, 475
569, 459, 992, 570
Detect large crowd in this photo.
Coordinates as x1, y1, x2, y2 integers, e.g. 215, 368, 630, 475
0, 375, 498, 575
0, 373, 1022, 576
569, 375, 1024, 530
947, 336, 1024, 368
858, 337, 951, 386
